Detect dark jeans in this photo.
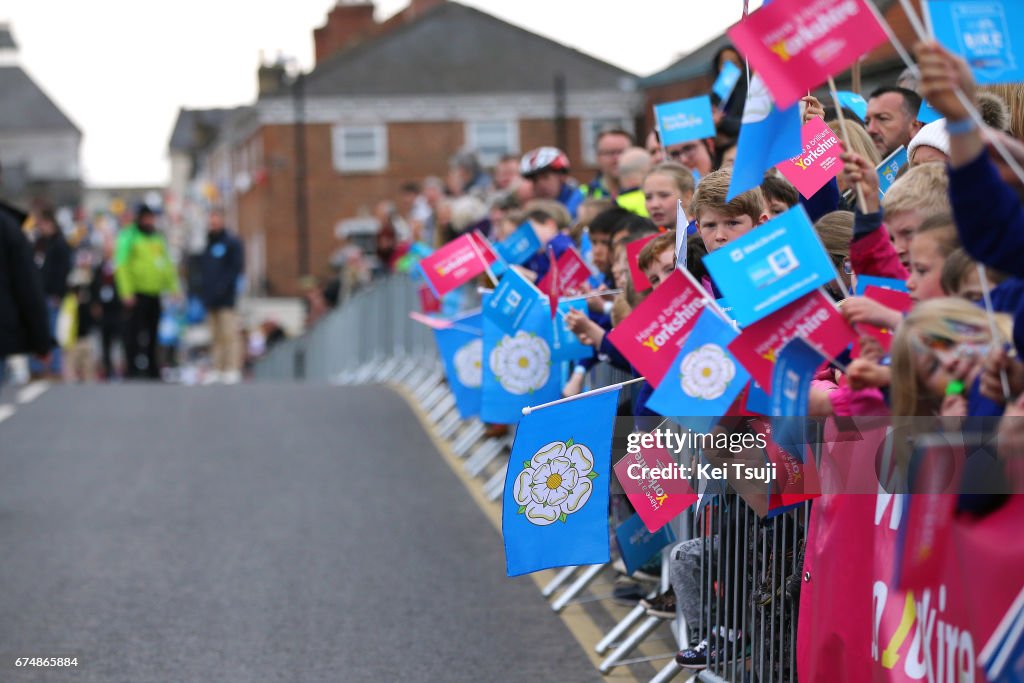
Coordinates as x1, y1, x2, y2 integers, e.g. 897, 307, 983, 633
99, 316, 122, 379
125, 294, 161, 379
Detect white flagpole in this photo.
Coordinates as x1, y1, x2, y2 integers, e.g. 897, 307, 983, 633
522, 376, 646, 415
976, 265, 1012, 401
827, 75, 869, 214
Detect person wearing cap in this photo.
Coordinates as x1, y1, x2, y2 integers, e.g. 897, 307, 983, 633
519, 147, 584, 219
115, 205, 179, 380
907, 119, 951, 166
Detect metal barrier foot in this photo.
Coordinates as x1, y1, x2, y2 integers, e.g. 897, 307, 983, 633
541, 566, 578, 598
551, 563, 606, 612
599, 616, 666, 674
596, 602, 650, 654
483, 461, 508, 501
451, 420, 486, 458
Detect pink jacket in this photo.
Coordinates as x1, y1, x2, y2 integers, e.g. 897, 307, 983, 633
850, 225, 908, 281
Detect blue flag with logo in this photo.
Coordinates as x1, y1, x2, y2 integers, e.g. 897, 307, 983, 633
835, 91, 868, 122
496, 221, 542, 266
615, 513, 677, 576
655, 96, 717, 147
727, 74, 802, 200
503, 387, 620, 576
876, 146, 908, 199
928, 0, 1024, 85
433, 312, 484, 419
769, 337, 825, 462
481, 292, 562, 424
484, 267, 541, 335
703, 204, 840, 326
551, 298, 593, 363
854, 274, 909, 296
647, 309, 749, 433
712, 61, 743, 104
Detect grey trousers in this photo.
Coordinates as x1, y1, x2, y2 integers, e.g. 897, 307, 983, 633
668, 536, 718, 642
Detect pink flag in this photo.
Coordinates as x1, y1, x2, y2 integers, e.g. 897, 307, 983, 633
728, 289, 855, 391
546, 245, 559, 319
408, 311, 452, 330
613, 441, 697, 533
418, 232, 498, 298
775, 117, 844, 199
418, 284, 441, 313
606, 269, 710, 386
537, 246, 593, 296
728, 0, 888, 109
853, 285, 913, 356
626, 234, 658, 292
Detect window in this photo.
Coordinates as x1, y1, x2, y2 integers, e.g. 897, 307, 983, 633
466, 120, 519, 167
581, 118, 634, 166
332, 125, 388, 173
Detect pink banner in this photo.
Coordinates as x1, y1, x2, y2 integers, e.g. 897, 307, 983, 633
776, 117, 844, 199
613, 441, 697, 533
626, 234, 658, 293
728, 290, 855, 391
728, 0, 888, 108
537, 246, 593, 295
853, 285, 914, 356
606, 269, 710, 386
418, 232, 497, 298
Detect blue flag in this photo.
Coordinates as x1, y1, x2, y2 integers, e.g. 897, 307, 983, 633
712, 61, 743, 104
481, 292, 562, 424
484, 267, 541, 335
835, 91, 868, 121
917, 99, 943, 124
615, 513, 677, 576
854, 274, 909, 296
928, 0, 1024, 85
703, 204, 840, 326
503, 387, 621, 576
655, 96, 718, 147
769, 337, 825, 462
746, 380, 772, 415
647, 309, 749, 433
551, 298, 594, 363
727, 73, 802, 200
876, 146, 908, 199
495, 221, 542, 266
433, 312, 484, 419
981, 584, 1024, 683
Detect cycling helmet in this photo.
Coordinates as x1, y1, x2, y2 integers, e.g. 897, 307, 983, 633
520, 147, 571, 178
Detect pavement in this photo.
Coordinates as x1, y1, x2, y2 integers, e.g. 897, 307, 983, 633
0, 382, 603, 682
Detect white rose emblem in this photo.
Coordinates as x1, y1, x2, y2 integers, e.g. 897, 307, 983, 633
489, 330, 551, 395
453, 339, 482, 388
512, 439, 598, 526
679, 343, 736, 401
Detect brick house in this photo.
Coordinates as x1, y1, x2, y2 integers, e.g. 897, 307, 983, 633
183, 0, 640, 297
640, 0, 924, 132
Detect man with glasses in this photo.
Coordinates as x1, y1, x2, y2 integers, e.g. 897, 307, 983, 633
664, 138, 716, 180
582, 128, 633, 200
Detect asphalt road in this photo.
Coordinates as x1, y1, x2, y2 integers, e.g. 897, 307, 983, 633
0, 383, 599, 682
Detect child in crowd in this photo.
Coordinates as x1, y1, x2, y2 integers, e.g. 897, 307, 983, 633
940, 249, 1006, 304
521, 200, 573, 281
642, 162, 696, 231
760, 170, 800, 218
691, 168, 769, 255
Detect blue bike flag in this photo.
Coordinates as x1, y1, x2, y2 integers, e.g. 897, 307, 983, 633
551, 298, 593, 363
927, 0, 1024, 85
769, 337, 825, 462
854, 274, 909, 296
727, 73, 802, 200
647, 309, 749, 433
481, 292, 562, 424
433, 311, 484, 419
703, 204, 840, 326
712, 61, 743, 104
502, 386, 620, 576
835, 91, 868, 121
495, 221, 543, 266
615, 513, 677, 576
484, 267, 542, 335
876, 146, 908, 200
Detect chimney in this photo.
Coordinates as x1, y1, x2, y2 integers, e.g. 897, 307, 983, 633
406, 0, 445, 19
314, 1, 378, 65
257, 58, 288, 97
0, 22, 19, 67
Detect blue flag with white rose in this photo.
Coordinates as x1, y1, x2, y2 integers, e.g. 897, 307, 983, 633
502, 387, 621, 576
646, 309, 749, 434
481, 292, 562, 424
433, 311, 483, 419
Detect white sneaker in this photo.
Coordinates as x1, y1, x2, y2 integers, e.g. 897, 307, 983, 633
202, 371, 222, 385
222, 370, 241, 385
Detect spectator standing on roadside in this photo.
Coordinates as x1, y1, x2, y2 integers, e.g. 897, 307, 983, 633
115, 205, 178, 380
29, 206, 70, 379
91, 238, 122, 380
200, 208, 245, 385
582, 128, 633, 200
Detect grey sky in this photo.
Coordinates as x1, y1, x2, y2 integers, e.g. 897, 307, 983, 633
3, 0, 752, 187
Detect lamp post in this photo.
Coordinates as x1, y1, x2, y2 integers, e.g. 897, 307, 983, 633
292, 69, 310, 280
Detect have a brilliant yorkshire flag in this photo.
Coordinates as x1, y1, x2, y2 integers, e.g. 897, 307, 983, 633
502, 387, 620, 576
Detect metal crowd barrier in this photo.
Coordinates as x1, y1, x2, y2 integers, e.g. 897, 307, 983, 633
253, 275, 807, 683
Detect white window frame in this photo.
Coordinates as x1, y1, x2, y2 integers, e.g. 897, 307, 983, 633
465, 120, 519, 167
332, 124, 388, 173
581, 117, 634, 166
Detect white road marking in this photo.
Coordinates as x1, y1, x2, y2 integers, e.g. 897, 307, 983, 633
16, 381, 49, 405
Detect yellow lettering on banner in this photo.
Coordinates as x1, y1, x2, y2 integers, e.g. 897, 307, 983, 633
642, 336, 660, 352
656, 493, 668, 507
881, 591, 917, 669
770, 41, 791, 61
762, 347, 777, 363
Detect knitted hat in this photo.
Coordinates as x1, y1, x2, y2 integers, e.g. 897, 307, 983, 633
907, 119, 950, 164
